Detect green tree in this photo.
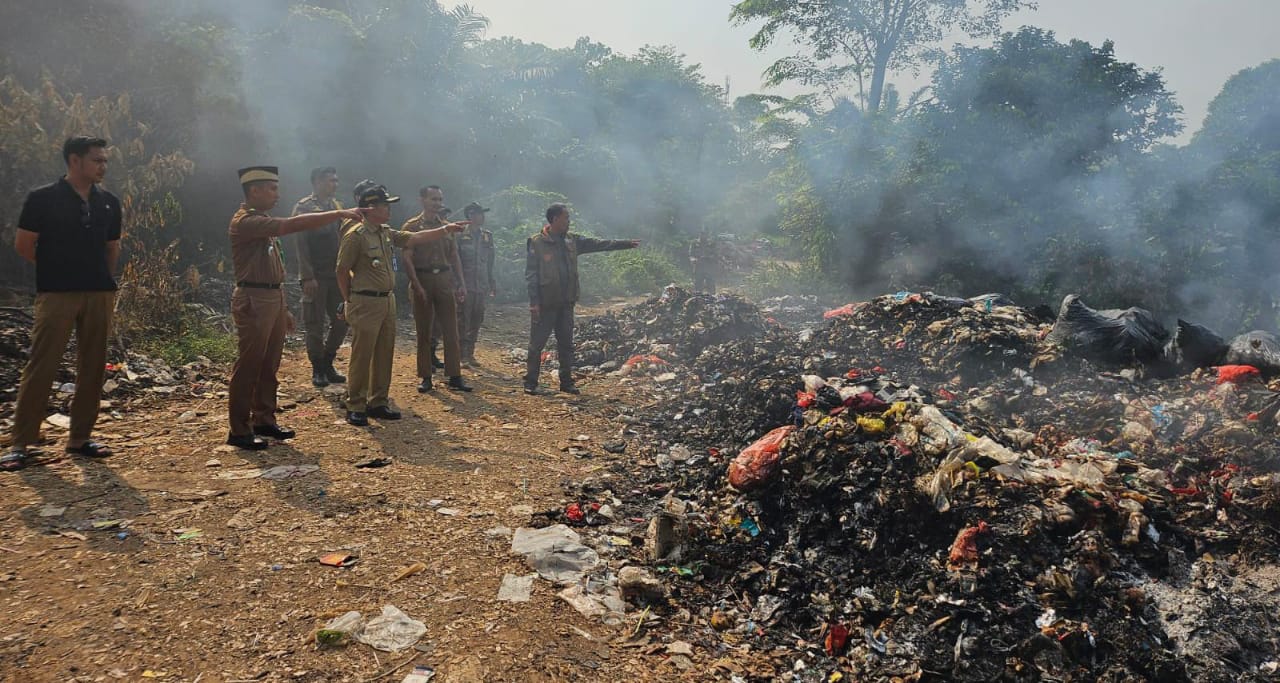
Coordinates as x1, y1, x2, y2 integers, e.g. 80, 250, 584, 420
730, 0, 1033, 113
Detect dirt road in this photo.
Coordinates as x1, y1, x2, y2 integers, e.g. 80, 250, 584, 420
0, 302, 668, 682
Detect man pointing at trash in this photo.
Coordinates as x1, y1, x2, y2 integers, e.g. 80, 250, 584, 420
523, 203, 640, 395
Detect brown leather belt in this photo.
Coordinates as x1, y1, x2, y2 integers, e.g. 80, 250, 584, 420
237, 282, 281, 289
353, 290, 390, 297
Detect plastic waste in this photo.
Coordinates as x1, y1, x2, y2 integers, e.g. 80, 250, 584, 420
1225, 331, 1280, 372
728, 425, 795, 491
358, 605, 427, 652
1166, 319, 1228, 369
1046, 295, 1169, 365
510, 525, 600, 583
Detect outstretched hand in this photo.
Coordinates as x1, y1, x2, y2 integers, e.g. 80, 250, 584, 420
445, 221, 471, 233
337, 207, 370, 222
628, 240, 642, 248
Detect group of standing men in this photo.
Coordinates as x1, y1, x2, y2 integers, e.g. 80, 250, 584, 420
1, 138, 641, 466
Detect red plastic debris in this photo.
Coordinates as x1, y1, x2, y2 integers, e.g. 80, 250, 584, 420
796, 391, 816, 408
823, 303, 859, 319
1247, 412, 1260, 421
707, 448, 720, 459
846, 391, 888, 413
1168, 486, 1200, 496
565, 503, 585, 523
947, 521, 991, 569
728, 426, 796, 491
623, 353, 668, 368
845, 368, 863, 379
1215, 365, 1261, 385
937, 388, 958, 401
824, 623, 851, 656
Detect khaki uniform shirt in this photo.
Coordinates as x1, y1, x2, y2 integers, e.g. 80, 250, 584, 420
229, 204, 285, 285
402, 213, 456, 272
336, 221, 414, 293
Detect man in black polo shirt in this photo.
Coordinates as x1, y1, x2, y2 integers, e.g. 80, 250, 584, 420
2, 136, 122, 471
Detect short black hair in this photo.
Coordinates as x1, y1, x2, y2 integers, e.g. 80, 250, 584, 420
63, 136, 108, 164
546, 203, 569, 223
420, 185, 442, 197
310, 166, 337, 184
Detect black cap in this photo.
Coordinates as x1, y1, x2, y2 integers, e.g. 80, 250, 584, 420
352, 179, 378, 203
463, 202, 490, 217
357, 184, 400, 207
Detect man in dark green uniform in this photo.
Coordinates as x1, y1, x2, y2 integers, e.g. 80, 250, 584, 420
689, 230, 720, 294
456, 202, 496, 365
335, 184, 466, 426
524, 203, 640, 395
291, 166, 348, 387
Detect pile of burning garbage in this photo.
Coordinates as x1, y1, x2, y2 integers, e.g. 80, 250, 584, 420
571, 288, 1280, 681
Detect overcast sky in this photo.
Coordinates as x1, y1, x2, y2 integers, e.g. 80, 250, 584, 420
468, 0, 1280, 142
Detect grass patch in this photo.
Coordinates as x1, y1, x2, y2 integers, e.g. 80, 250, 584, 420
138, 318, 237, 365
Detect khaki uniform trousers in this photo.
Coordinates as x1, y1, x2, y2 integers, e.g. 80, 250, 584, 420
11, 291, 115, 447
411, 271, 461, 378
345, 293, 397, 413
228, 288, 287, 436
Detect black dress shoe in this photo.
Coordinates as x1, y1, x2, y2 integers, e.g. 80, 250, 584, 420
324, 365, 347, 384
523, 385, 543, 396
227, 433, 268, 451
346, 411, 369, 427
431, 355, 445, 369
559, 384, 582, 395
368, 405, 402, 420
417, 377, 433, 393
311, 370, 329, 388
253, 424, 296, 440
447, 376, 473, 392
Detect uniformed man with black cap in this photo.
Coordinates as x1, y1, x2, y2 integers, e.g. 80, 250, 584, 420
456, 201, 497, 364
227, 166, 367, 451
402, 185, 471, 393
336, 184, 467, 426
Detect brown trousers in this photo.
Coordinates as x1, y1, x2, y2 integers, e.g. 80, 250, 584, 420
411, 271, 460, 378
228, 289, 286, 436
11, 291, 115, 447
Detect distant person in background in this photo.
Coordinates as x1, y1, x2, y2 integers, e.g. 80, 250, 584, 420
225, 166, 367, 451
291, 166, 348, 388
455, 202, 497, 365
337, 184, 467, 427
402, 186, 471, 393
426, 205, 456, 369
689, 230, 719, 294
524, 203, 641, 395
3, 136, 122, 471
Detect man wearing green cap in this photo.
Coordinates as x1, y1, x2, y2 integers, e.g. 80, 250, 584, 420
336, 184, 468, 426
226, 165, 368, 451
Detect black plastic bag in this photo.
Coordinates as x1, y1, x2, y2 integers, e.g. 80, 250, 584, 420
1166, 319, 1228, 369
1225, 331, 1280, 372
1045, 295, 1170, 365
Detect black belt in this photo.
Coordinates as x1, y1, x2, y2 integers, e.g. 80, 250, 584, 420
353, 290, 391, 297
237, 282, 281, 289
415, 266, 451, 274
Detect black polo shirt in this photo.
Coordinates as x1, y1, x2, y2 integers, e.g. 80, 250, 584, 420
18, 178, 123, 292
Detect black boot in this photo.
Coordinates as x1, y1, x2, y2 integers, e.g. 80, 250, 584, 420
417, 377, 433, 393
431, 354, 445, 369
311, 366, 329, 388
447, 376, 473, 392
324, 357, 346, 384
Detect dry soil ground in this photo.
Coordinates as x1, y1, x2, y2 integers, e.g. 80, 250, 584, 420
0, 301, 683, 682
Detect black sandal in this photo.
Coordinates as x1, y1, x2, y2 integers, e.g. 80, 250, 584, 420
66, 442, 113, 458
1, 451, 31, 471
